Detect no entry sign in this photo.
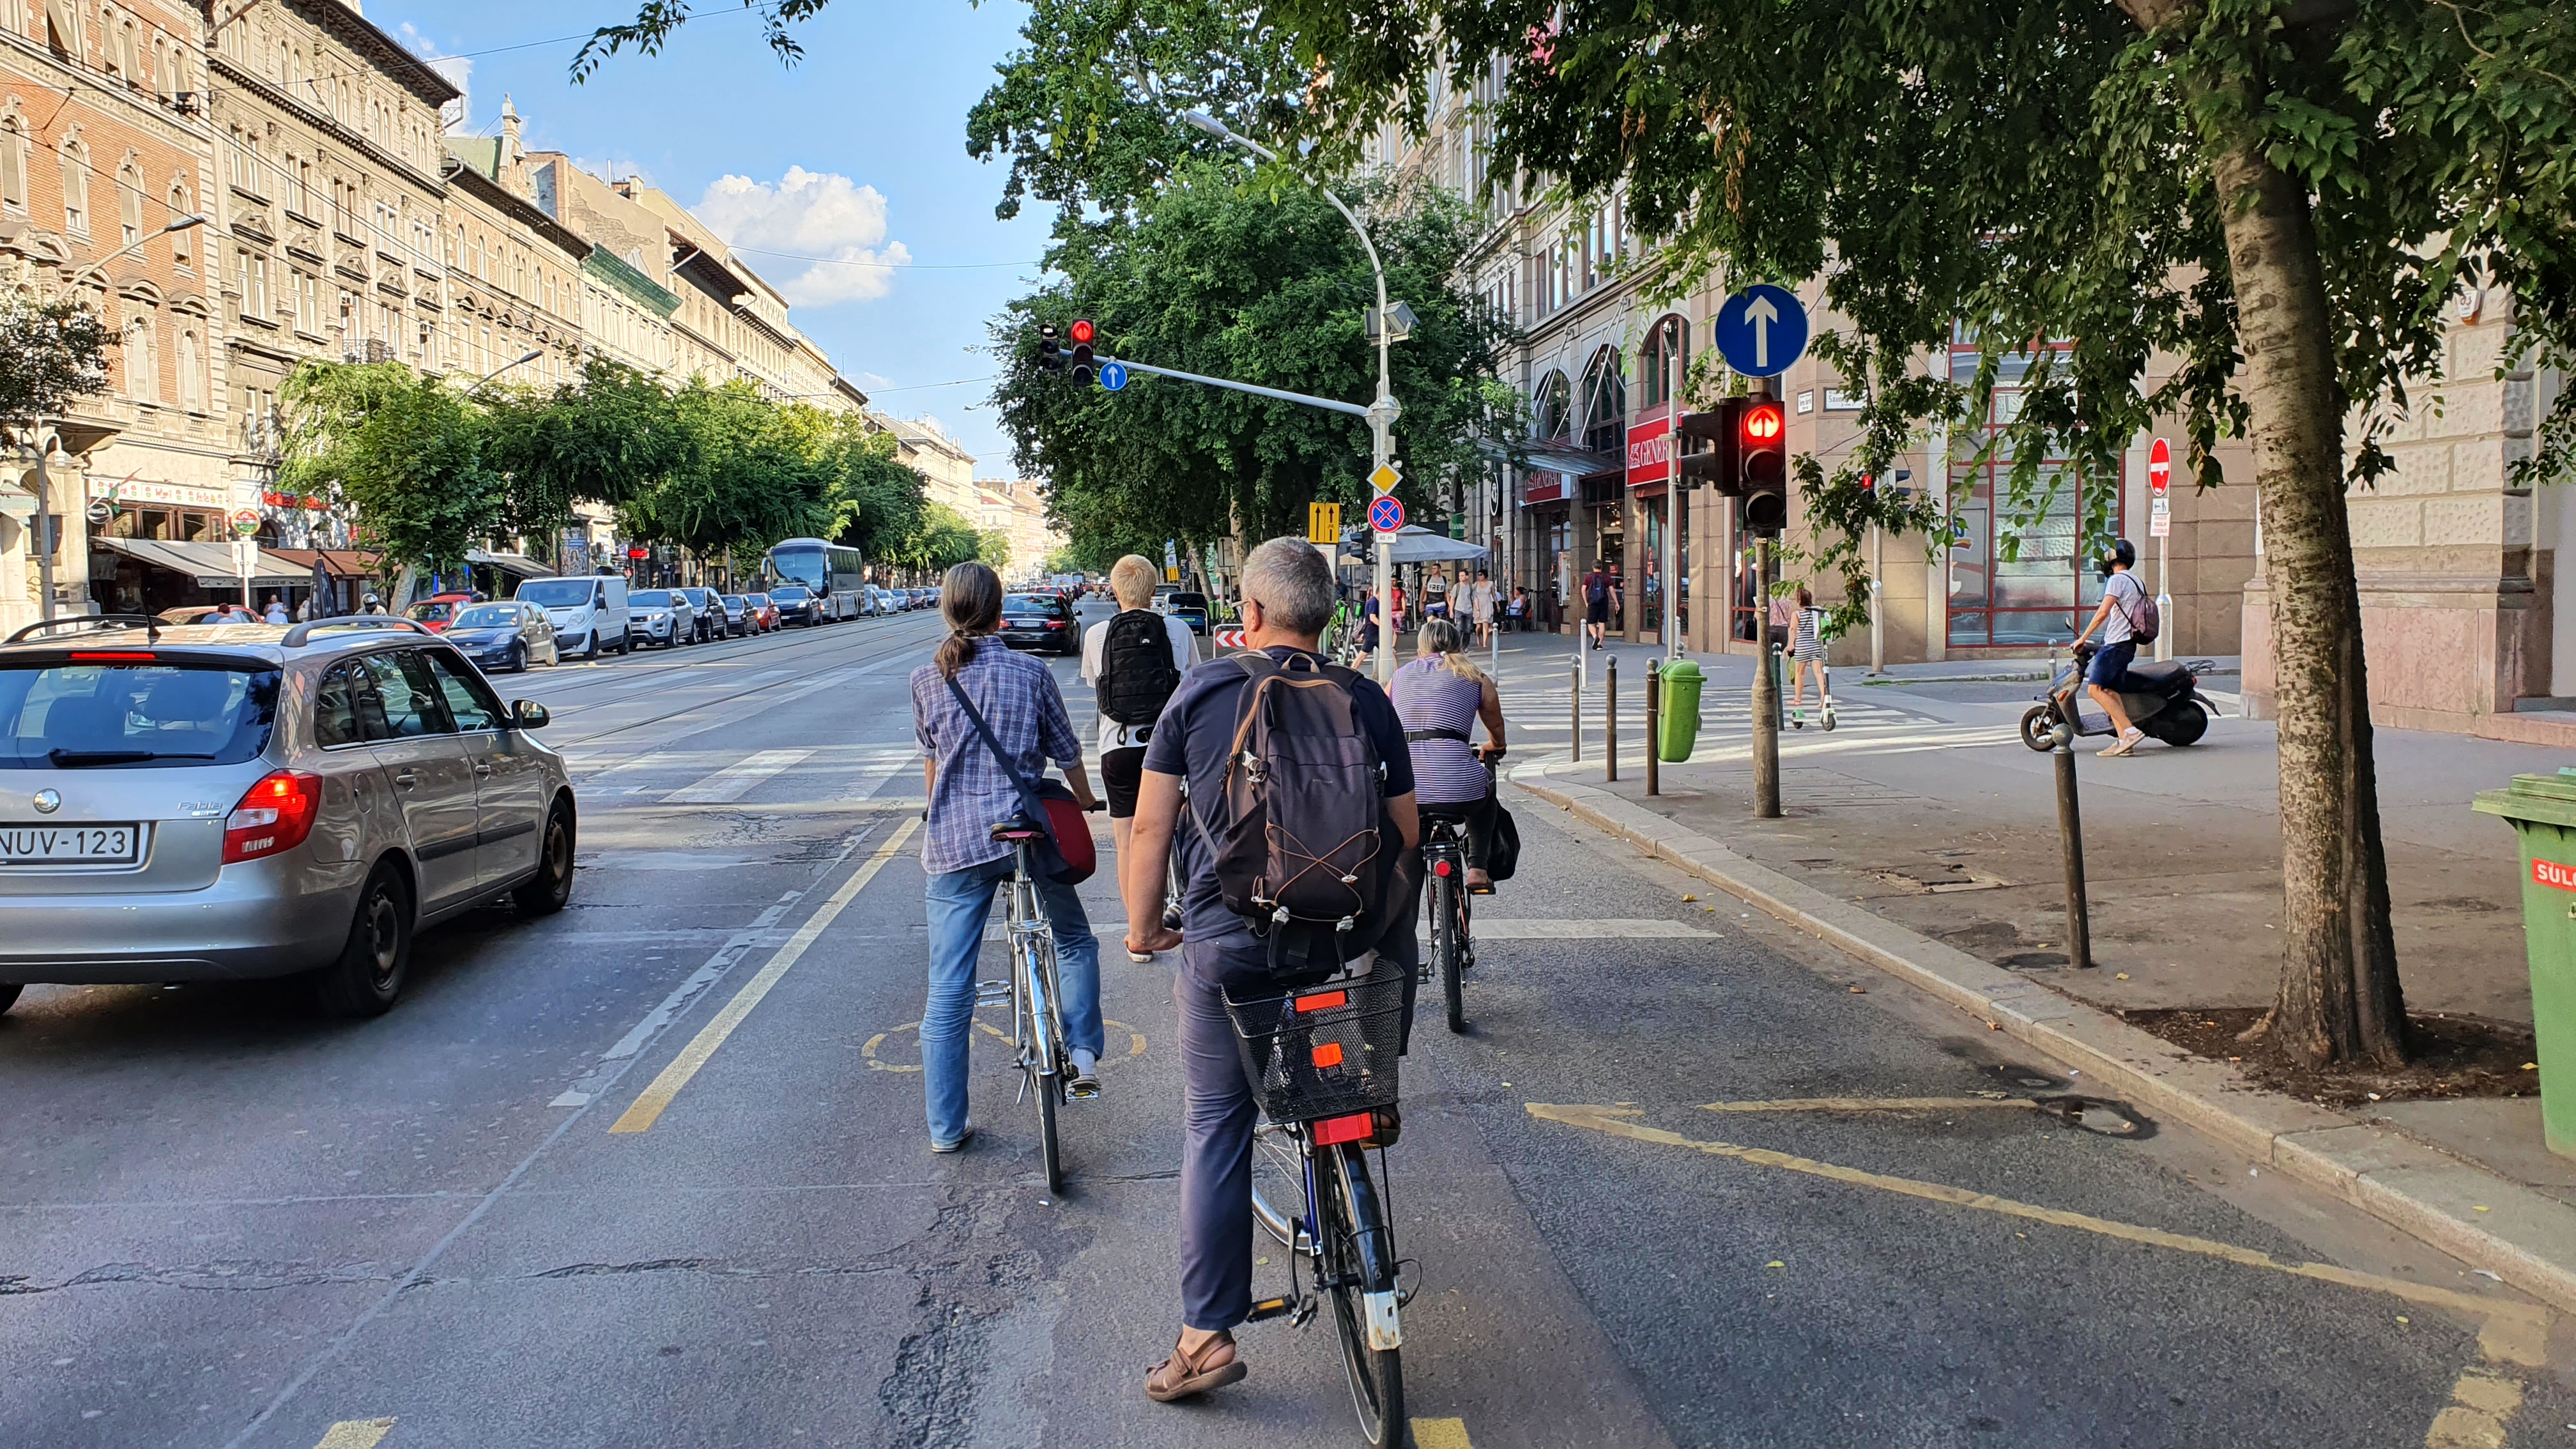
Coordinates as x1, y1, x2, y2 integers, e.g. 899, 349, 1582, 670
2148, 438, 2172, 539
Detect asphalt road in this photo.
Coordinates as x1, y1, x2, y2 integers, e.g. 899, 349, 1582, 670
4, 617, 2567, 1448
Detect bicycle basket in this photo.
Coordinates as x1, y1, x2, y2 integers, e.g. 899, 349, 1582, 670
1222, 962, 1406, 1124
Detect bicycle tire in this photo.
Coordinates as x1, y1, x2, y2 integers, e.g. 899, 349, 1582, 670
1433, 866, 1465, 1034
1250, 1123, 1308, 1251
1036, 1069, 1064, 1195
1023, 935, 1066, 1195
1323, 1143, 1405, 1446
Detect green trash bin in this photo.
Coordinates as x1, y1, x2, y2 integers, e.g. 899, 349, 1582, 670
1657, 659, 1703, 762
2472, 767, 2576, 1158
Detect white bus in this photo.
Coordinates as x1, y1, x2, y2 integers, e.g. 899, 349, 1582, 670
763, 538, 866, 622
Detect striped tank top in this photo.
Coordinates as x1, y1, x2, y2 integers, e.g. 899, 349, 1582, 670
1393, 657, 1491, 806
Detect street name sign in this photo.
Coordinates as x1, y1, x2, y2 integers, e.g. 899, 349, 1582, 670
1098, 360, 1128, 391
1368, 495, 1404, 533
1713, 284, 1810, 378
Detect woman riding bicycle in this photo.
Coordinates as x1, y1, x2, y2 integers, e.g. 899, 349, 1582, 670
909, 562, 1105, 1153
1392, 617, 1506, 891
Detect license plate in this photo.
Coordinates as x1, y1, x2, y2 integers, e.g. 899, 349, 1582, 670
0, 823, 140, 864
1008, 618, 1042, 627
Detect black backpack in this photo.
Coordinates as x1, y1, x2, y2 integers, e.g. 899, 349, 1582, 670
1192, 653, 1391, 974
1586, 573, 1610, 606
1099, 608, 1182, 726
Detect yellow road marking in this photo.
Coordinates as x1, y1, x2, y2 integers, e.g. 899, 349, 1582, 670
862, 1015, 1147, 1072
2426, 1366, 2524, 1448
1525, 1103, 2550, 1367
1410, 1418, 1473, 1449
313, 1421, 396, 1449
1702, 1096, 2041, 1114
611, 818, 919, 1133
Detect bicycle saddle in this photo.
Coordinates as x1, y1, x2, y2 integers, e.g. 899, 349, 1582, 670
989, 814, 1045, 841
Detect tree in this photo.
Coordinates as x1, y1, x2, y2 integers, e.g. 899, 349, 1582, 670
277, 361, 499, 573
482, 356, 687, 545
825, 421, 932, 565
0, 294, 113, 424
1255, 0, 2576, 1067
992, 162, 1518, 565
619, 381, 838, 558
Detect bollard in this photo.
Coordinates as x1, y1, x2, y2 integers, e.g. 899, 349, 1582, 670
2051, 725, 2094, 970
1606, 655, 1619, 783
1646, 660, 1661, 796
1570, 658, 1582, 765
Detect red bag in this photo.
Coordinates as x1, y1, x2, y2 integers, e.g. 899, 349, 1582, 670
946, 677, 1097, 885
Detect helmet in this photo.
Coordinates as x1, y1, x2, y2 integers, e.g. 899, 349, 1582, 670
2097, 538, 2136, 577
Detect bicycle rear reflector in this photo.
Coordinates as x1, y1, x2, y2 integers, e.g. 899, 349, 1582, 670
1312, 1112, 1374, 1146
1296, 990, 1349, 1012
1312, 1043, 1345, 1068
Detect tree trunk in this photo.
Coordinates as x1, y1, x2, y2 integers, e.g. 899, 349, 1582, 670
2205, 126, 2409, 1068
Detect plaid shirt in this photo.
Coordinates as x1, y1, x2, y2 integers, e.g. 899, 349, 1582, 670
911, 636, 1084, 875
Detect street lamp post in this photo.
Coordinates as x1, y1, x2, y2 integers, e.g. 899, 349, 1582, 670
1182, 110, 1402, 684
470, 349, 544, 392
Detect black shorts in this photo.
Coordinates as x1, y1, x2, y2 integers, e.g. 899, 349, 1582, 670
1586, 599, 1611, 625
1101, 746, 1148, 819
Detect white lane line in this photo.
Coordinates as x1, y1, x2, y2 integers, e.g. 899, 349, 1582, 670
1475, 917, 1713, 940
663, 749, 816, 803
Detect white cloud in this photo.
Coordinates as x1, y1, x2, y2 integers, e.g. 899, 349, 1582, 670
693, 167, 912, 306
854, 371, 894, 391
394, 24, 471, 132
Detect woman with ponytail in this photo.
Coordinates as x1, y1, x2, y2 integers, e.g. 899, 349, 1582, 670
910, 562, 1104, 1153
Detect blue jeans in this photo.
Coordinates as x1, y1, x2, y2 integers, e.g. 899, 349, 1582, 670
921, 854, 1103, 1145
2087, 638, 2138, 691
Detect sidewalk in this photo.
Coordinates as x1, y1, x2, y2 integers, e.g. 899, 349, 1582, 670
1497, 642, 2576, 1312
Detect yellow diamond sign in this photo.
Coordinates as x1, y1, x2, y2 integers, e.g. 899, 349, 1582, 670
1368, 462, 1402, 493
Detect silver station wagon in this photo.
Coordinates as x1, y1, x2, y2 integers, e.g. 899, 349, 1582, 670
0, 615, 575, 1018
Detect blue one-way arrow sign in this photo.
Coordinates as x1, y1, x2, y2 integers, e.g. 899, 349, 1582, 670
1713, 284, 1810, 378
1098, 360, 1128, 391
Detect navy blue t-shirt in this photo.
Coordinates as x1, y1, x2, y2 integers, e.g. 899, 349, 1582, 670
1140, 647, 1414, 974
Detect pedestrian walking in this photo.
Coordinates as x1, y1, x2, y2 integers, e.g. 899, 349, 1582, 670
1080, 553, 1195, 962
262, 595, 289, 625
1119, 535, 1420, 1405
1581, 559, 1616, 650
910, 562, 1107, 1151
2071, 537, 2152, 756
1422, 566, 1449, 620
1465, 568, 1495, 646
1789, 588, 1828, 721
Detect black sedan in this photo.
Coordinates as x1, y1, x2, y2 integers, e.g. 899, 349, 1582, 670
441, 601, 561, 672
770, 585, 821, 626
997, 592, 1078, 654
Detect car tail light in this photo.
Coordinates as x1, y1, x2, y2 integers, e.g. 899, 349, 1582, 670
1044, 618, 1065, 628
222, 770, 323, 864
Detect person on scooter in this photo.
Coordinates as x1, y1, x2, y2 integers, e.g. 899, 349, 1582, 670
2071, 538, 2149, 756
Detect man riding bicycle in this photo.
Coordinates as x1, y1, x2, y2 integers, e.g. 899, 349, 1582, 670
1121, 537, 1418, 1405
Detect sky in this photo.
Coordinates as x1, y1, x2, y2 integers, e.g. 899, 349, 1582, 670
371, 0, 1057, 473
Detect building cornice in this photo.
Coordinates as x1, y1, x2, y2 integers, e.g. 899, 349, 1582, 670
272, 0, 461, 110
206, 54, 448, 197
441, 158, 588, 261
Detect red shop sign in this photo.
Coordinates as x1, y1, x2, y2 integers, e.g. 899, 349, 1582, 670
1522, 471, 1568, 505
1625, 412, 1671, 487
2535, 859, 2576, 893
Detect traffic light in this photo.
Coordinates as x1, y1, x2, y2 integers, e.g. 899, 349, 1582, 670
1036, 323, 1064, 372
1069, 319, 1096, 385
1737, 397, 1788, 534
1674, 401, 1742, 491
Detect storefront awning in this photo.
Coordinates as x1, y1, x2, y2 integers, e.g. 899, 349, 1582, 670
93, 536, 309, 588
267, 548, 383, 580
467, 549, 553, 579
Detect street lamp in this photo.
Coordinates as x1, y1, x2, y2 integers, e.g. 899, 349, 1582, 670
470, 349, 544, 391
1182, 109, 1404, 683
86, 214, 204, 272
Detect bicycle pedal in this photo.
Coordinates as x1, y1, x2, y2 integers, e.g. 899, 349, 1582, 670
1245, 1296, 1299, 1323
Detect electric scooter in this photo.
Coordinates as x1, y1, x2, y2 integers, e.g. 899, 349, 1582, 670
1789, 656, 1837, 731
2021, 641, 2221, 752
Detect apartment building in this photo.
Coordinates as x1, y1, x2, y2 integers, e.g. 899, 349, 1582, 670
879, 413, 977, 517
441, 99, 582, 392
525, 150, 678, 378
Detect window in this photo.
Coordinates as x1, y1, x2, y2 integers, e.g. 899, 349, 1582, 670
356, 652, 448, 739
0, 118, 24, 212
312, 663, 363, 748
121, 315, 155, 401
59, 138, 87, 235
111, 17, 134, 80
116, 159, 140, 247
227, 128, 255, 195
419, 650, 504, 732
177, 327, 200, 410
167, 183, 189, 262
1638, 315, 1689, 409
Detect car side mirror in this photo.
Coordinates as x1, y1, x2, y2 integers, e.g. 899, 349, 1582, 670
510, 699, 551, 730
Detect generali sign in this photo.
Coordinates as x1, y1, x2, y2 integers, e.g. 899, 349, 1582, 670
1625, 413, 1671, 487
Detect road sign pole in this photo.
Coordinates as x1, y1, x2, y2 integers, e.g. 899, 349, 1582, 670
1753, 536, 1782, 820
29, 443, 52, 622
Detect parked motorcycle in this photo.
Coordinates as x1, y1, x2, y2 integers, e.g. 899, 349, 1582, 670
2020, 641, 2221, 752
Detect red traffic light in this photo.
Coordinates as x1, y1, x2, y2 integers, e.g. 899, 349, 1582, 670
1069, 319, 1096, 346
1741, 401, 1784, 445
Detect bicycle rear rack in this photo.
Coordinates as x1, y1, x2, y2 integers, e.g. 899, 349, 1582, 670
973, 979, 1012, 1006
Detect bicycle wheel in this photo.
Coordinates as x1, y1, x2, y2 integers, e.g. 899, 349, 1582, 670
1322, 1143, 1405, 1446
1250, 1122, 1309, 1251
1022, 935, 1066, 1195
1432, 864, 1466, 1034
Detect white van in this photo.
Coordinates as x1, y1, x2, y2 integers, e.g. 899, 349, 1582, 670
513, 574, 631, 659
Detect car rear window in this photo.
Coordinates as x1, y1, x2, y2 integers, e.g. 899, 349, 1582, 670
1170, 594, 1208, 609
631, 591, 675, 606
450, 606, 516, 629
1004, 595, 1057, 612
0, 659, 280, 769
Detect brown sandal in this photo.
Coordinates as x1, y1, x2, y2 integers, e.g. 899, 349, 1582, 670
1145, 1331, 1246, 1402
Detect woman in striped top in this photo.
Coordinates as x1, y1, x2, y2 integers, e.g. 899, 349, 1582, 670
1392, 617, 1508, 890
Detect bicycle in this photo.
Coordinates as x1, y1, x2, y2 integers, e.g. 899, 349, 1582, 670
1234, 962, 1411, 1448
974, 802, 1105, 1195
1422, 745, 1502, 1036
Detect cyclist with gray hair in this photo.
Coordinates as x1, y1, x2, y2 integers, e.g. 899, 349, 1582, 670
1121, 535, 1419, 1404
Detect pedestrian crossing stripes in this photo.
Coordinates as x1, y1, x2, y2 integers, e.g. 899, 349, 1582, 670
662, 749, 815, 803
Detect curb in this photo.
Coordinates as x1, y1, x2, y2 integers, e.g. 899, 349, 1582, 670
1511, 769, 2576, 1316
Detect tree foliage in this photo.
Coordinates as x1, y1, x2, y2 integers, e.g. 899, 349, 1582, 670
482, 356, 686, 541
993, 162, 1517, 565
278, 362, 500, 572
0, 293, 114, 423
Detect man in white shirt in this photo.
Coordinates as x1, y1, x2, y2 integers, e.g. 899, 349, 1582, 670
1080, 553, 1197, 958
2072, 538, 2149, 756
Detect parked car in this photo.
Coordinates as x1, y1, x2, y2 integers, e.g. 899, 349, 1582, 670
997, 592, 1078, 654
675, 588, 723, 643
716, 595, 753, 638
512, 574, 630, 659
441, 601, 560, 673
744, 593, 779, 632
912, 588, 936, 610
402, 593, 476, 632
0, 614, 575, 1018
1162, 590, 1212, 635
769, 585, 820, 627
627, 589, 695, 648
